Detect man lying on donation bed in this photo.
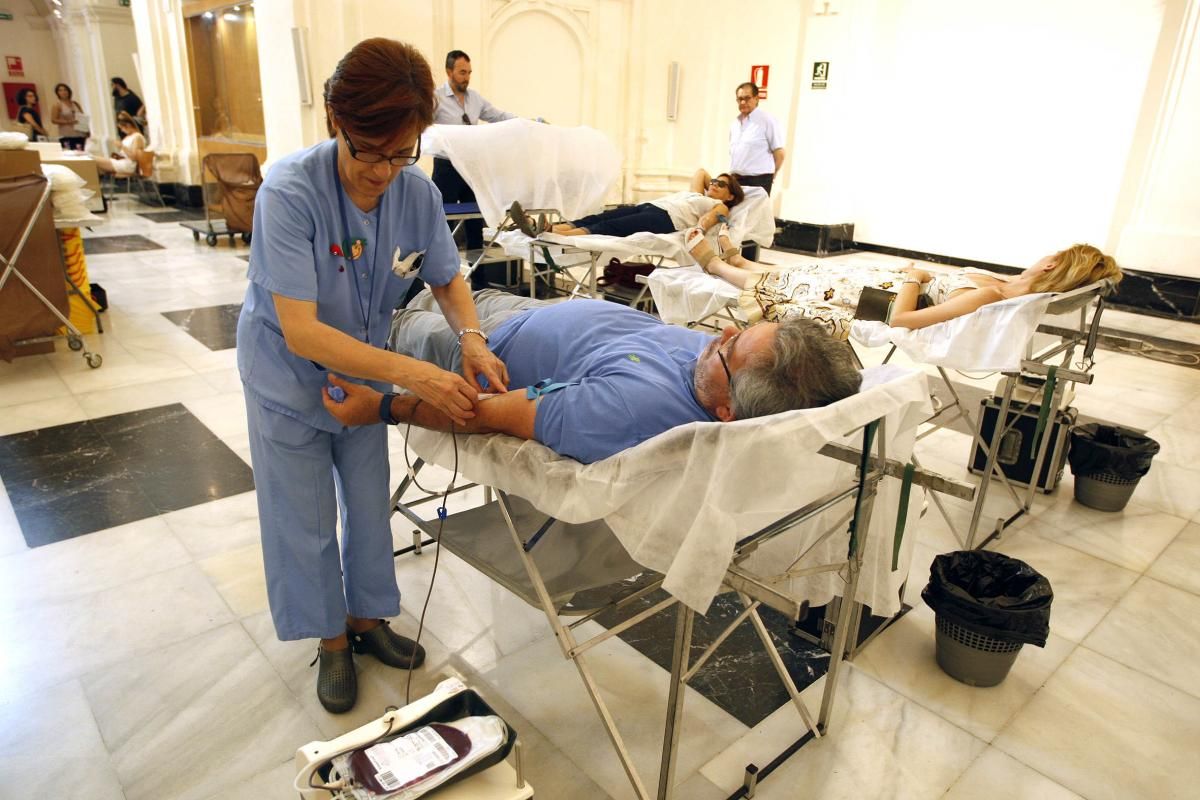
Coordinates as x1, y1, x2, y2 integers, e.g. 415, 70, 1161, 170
322, 289, 861, 463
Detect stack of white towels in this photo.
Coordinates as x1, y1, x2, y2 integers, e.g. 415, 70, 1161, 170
0, 133, 100, 225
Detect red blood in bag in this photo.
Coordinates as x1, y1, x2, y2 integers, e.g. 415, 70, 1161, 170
349, 723, 472, 795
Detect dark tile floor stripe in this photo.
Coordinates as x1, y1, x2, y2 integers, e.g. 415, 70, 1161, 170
0, 403, 255, 547
82, 235, 165, 255
161, 304, 243, 351
136, 209, 208, 223
590, 580, 900, 728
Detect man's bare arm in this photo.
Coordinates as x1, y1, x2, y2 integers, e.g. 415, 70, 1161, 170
322, 374, 535, 440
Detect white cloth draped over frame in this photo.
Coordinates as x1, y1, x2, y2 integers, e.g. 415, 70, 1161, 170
420, 119, 620, 227
403, 364, 931, 614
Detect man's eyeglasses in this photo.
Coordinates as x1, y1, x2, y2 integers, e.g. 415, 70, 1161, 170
461, 113, 471, 125
716, 332, 740, 386
341, 128, 421, 166
736, 95, 754, 103
709, 179, 729, 189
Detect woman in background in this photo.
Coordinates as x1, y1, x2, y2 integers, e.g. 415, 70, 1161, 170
94, 111, 145, 177
15, 88, 49, 142
686, 235, 1122, 338
511, 168, 744, 238
51, 83, 88, 151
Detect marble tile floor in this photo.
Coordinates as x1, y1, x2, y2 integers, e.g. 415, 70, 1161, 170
2, 198, 1200, 798
162, 303, 244, 351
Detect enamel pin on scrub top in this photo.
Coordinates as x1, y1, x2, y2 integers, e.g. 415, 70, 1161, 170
392, 247, 425, 279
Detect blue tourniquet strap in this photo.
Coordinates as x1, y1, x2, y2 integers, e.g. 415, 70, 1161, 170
525, 378, 577, 400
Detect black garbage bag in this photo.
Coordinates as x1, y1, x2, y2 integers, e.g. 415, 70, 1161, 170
1068, 424, 1159, 481
922, 551, 1052, 647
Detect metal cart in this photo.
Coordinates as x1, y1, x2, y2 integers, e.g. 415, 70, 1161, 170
0, 174, 103, 368
181, 153, 262, 247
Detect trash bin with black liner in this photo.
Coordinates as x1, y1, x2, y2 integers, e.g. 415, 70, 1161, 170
922, 551, 1053, 687
1068, 424, 1160, 512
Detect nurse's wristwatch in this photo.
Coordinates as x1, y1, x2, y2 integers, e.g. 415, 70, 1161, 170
379, 392, 401, 425
456, 328, 488, 346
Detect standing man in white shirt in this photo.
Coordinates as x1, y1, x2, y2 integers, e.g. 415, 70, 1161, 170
432, 50, 516, 256
729, 82, 785, 194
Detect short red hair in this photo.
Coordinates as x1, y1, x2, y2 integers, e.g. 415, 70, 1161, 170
323, 38, 434, 140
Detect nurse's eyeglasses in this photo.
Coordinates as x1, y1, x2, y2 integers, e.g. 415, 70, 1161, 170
341, 128, 421, 166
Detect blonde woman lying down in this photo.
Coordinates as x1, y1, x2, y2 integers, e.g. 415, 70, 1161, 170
684, 229, 1122, 339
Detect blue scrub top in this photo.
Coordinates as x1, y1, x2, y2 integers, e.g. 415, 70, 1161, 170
487, 300, 716, 463
237, 138, 459, 432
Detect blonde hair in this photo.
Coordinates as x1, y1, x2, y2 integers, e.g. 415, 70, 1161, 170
1030, 244, 1122, 294
116, 110, 138, 130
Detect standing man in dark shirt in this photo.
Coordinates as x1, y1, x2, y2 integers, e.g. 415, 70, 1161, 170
110, 77, 146, 137
431, 50, 515, 255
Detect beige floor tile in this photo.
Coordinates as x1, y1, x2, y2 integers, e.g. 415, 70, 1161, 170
0, 394, 89, 435
81, 622, 323, 800
701, 666, 985, 799
0, 679, 125, 800
1083, 576, 1200, 700
481, 621, 747, 800
162, 489, 261, 558
0, 563, 234, 704
1147, 521, 1200, 595
1026, 496, 1187, 572
199, 542, 270, 618
994, 647, 1200, 800
993, 523, 1139, 642
944, 748, 1083, 799
853, 603, 1076, 741
0, 515, 191, 610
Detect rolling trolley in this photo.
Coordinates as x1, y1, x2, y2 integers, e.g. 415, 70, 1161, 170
181, 153, 262, 247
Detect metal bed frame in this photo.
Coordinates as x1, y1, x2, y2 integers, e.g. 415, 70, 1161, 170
920, 279, 1115, 549
640, 270, 1115, 551
389, 422, 973, 799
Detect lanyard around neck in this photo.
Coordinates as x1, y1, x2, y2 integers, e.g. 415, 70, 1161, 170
333, 145, 381, 343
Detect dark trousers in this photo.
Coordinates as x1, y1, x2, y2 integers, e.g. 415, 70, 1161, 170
570, 203, 675, 237
733, 173, 774, 194
59, 136, 87, 151
431, 157, 483, 250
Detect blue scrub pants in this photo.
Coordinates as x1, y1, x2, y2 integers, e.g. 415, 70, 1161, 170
245, 398, 400, 641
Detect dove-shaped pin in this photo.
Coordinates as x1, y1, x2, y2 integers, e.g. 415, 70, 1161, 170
392, 247, 424, 278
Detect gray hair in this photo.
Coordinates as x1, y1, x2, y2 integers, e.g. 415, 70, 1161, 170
729, 319, 862, 419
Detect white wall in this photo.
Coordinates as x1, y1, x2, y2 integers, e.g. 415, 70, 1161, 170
796, 0, 1164, 268
1112, 0, 1200, 277
122, 0, 1200, 277
0, 2, 65, 135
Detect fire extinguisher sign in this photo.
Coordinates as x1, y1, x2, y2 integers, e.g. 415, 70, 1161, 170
750, 65, 769, 99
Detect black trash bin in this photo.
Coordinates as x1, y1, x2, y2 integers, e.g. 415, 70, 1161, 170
922, 551, 1053, 687
1068, 424, 1159, 512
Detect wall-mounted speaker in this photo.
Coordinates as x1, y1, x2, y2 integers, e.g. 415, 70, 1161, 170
292, 27, 312, 106
667, 61, 680, 121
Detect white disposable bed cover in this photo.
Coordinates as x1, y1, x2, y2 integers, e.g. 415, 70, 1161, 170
851, 293, 1058, 372
421, 119, 619, 227
648, 266, 1062, 373
403, 364, 931, 615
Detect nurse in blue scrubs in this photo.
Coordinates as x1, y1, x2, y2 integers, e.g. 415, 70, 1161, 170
236, 38, 508, 714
